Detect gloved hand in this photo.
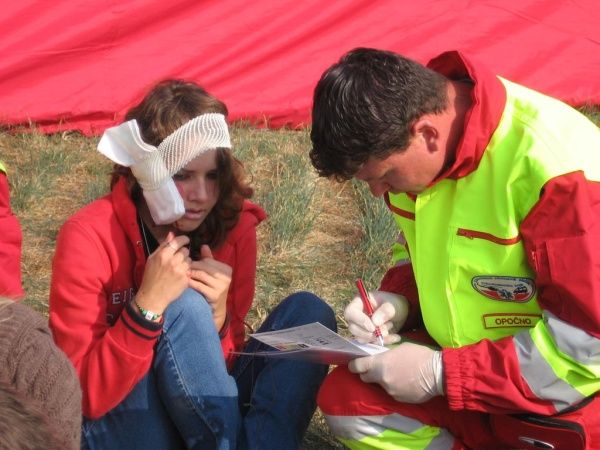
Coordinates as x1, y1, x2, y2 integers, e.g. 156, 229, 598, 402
344, 291, 409, 344
348, 342, 444, 403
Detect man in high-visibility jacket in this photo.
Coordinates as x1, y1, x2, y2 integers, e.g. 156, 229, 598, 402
0, 161, 24, 299
309, 48, 600, 449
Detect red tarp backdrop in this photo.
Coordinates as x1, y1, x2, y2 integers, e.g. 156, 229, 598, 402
1, 0, 599, 135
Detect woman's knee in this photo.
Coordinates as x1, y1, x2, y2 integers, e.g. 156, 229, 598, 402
159, 289, 222, 348
162, 289, 211, 326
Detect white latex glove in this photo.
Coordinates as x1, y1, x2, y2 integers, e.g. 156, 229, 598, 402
348, 342, 444, 403
344, 291, 409, 344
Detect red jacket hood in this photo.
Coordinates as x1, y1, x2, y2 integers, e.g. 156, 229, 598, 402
427, 50, 507, 182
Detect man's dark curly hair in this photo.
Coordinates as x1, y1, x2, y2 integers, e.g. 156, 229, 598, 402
310, 48, 448, 181
110, 79, 253, 255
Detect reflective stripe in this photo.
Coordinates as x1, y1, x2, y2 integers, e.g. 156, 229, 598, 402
426, 429, 454, 450
327, 414, 454, 450
527, 311, 600, 399
514, 328, 585, 411
326, 414, 422, 440
545, 311, 600, 364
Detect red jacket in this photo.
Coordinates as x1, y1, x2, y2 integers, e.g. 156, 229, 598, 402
49, 177, 266, 418
380, 51, 600, 414
0, 168, 24, 299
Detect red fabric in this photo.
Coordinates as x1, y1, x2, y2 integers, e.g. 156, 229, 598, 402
444, 337, 557, 415
211, 201, 268, 366
318, 366, 600, 449
378, 264, 422, 331
319, 366, 495, 449
521, 172, 600, 339
428, 51, 507, 182
48, 177, 265, 418
0, 170, 24, 299
1, 1, 599, 135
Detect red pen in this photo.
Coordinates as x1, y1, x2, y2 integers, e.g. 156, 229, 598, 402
356, 279, 385, 346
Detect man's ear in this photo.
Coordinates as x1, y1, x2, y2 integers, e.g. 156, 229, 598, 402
411, 116, 438, 151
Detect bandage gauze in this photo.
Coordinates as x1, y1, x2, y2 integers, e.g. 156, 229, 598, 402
98, 113, 231, 224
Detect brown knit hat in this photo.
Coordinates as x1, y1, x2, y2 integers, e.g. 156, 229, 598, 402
0, 380, 63, 450
0, 300, 82, 450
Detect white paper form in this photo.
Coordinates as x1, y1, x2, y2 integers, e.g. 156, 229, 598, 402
234, 322, 388, 365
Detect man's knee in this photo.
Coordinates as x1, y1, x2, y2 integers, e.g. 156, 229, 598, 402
319, 369, 457, 448
318, 366, 363, 415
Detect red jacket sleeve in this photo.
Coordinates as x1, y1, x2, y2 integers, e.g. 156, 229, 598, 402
444, 171, 600, 414
379, 264, 423, 331
0, 170, 24, 299
521, 172, 600, 336
49, 219, 161, 419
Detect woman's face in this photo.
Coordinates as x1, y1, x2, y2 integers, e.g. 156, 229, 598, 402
172, 149, 220, 232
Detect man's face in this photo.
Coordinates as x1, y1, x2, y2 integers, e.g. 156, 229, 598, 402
354, 135, 445, 197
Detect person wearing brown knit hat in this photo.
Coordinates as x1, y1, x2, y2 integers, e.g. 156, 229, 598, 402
0, 381, 63, 450
0, 298, 81, 450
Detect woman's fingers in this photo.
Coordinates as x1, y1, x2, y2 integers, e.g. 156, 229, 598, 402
161, 234, 190, 253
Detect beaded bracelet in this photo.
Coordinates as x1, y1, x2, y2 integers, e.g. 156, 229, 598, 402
134, 300, 162, 322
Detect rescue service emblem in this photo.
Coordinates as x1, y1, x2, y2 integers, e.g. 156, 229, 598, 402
472, 276, 535, 302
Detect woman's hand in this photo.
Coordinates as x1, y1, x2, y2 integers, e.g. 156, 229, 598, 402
188, 245, 232, 331
134, 231, 191, 317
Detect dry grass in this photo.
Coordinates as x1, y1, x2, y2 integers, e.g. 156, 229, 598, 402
1, 125, 396, 449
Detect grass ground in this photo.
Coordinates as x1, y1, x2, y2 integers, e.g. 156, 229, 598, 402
1, 125, 397, 449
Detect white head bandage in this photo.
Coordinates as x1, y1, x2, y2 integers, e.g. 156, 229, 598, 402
98, 113, 231, 225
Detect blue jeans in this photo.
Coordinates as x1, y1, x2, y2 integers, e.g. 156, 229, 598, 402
82, 289, 336, 450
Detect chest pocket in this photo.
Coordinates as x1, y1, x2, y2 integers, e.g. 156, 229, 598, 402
443, 225, 541, 345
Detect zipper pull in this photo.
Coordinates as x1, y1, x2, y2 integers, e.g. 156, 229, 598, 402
457, 229, 474, 239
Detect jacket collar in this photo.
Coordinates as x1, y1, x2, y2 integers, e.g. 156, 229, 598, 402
427, 50, 507, 181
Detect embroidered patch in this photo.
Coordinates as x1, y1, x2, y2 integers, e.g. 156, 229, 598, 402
472, 276, 535, 302
483, 313, 541, 329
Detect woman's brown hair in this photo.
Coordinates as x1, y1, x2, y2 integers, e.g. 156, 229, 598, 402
110, 79, 253, 254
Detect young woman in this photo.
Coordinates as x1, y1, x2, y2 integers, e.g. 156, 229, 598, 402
49, 80, 336, 450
